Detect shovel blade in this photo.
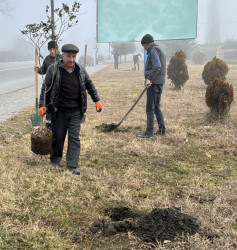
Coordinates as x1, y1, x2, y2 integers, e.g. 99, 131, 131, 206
96, 123, 119, 132
31, 109, 41, 127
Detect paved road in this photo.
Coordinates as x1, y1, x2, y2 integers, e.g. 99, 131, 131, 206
0, 61, 36, 95
0, 63, 107, 122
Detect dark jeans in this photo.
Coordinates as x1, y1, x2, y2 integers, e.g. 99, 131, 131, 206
146, 84, 166, 135
46, 111, 51, 121
46, 111, 51, 130
50, 109, 82, 168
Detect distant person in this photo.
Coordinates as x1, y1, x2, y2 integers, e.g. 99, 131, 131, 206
133, 53, 142, 70
34, 40, 62, 130
137, 34, 166, 139
113, 52, 119, 69
39, 43, 103, 175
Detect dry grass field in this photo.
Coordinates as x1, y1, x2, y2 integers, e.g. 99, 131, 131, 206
0, 62, 237, 249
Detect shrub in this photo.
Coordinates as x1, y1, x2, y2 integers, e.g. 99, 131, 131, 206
205, 78, 234, 115
192, 51, 205, 65
202, 57, 229, 85
167, 50, 189, 90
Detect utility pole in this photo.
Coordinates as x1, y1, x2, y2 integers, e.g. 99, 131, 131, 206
95, 0, 98, 65
51, 0, 55, 40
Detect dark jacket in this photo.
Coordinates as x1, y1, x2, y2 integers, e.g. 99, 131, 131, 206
145, 43, 166, 85
39, 60, 100, 115
38, 54, 62, 75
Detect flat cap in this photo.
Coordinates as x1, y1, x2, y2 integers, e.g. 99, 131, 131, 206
61, 43, 79, 53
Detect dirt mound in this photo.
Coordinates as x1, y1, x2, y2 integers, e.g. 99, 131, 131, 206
106, 206, 136, 221
95, 123, 133, 133
90, 206, 199, 243
95, 123, 118, 132
135, 207, 199, 243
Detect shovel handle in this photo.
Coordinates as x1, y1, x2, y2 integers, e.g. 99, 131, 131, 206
116, 69, 160, 127
117, 87, 147, 126
35, 47, 39, 108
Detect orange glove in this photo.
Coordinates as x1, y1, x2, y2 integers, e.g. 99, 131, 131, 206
95, 101, 103, 112
39, 107, 46, 117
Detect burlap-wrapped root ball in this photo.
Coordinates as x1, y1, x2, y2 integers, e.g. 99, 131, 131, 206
31, 128, 53, 155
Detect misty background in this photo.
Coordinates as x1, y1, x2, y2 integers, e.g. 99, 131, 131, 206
0, 0, 237, 63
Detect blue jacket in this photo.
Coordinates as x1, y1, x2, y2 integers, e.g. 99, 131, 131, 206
145, 43, 166, 84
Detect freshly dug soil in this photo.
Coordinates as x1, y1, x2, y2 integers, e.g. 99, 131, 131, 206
95, 123, 133, 133
134, 207, 199, 243
31, 128, 52, 155
95, 123, 118, 132
90, 206, 200, 243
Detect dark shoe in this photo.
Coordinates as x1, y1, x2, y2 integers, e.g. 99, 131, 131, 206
136, 133, 153, 139
68, 167, 80, 175
154, 130, 166, 135
51, 162, 63, 167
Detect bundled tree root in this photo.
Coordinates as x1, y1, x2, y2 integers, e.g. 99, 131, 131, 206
31, 128, 52, 155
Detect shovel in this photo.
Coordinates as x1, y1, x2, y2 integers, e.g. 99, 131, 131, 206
98, 69, 161, 132
98, 87, 147, 132
31, 47, 41, 127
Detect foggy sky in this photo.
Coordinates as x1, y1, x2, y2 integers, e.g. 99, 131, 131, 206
0, 0, 237, 55
197, 0, 237, 43
0, 0, 98, 55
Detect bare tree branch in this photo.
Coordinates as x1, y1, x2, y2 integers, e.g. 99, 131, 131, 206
0, 0, 13, 16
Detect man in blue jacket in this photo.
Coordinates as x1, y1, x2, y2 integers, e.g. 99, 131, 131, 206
39, 43, 103, 175
137, 34, 166, 139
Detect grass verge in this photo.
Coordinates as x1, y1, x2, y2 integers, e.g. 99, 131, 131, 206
0, 63, 236, 249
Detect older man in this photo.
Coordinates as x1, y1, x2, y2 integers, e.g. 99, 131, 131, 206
39, 44, 103, 175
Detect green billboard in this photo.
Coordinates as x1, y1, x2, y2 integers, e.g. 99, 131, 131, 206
97, 0, 198, 42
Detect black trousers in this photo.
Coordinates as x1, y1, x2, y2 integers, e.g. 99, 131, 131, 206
50, 109, 82, 168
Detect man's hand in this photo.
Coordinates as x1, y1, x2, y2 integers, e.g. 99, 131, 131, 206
34, 66, 39, 73
39, 107, 46, 117
145, 79, 152, 88
95, 101, 103, 112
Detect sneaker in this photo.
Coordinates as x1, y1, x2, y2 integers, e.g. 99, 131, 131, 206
136, 133, 153, 139
51, 162, 63, 167
68, 167, 80, 175
154, 130, 166, 135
